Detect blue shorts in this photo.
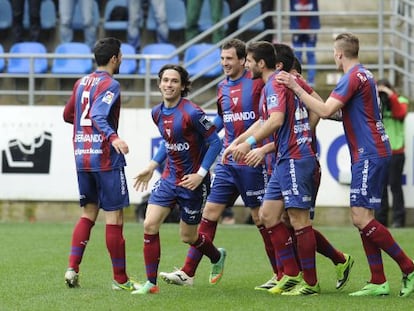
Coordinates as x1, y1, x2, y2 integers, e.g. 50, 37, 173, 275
207, 163, 267, 208
148, 177, 210, 225
264, 157, 318, 214
77, 168, 130, 211
350, 157, 390, 209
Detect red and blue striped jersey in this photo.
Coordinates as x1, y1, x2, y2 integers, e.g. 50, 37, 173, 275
330, 64, 391, 163
63, 71, 125, 172
290, 0, 320, 30
152, 98, 216, 184
216, 70, 265, 165
262, 72, 315, 162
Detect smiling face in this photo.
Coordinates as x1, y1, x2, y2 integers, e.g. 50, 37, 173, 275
221, 47, 245, 80
158, 69, 184, 106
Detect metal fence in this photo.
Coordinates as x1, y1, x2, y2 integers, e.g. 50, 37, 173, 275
0, 0, 412, 107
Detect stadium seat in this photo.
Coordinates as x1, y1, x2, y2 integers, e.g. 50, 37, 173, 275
183, 43, 222, 77
51, 42, 93, 74
238, 1, 264, 31
7, 42, 48, 74
72, 0, 100, 30
23, 0, 57, 29
0, 0, 12, 30
138, 43, 179, 75
103, 0, 128, 31
120, 43, 137, 74
147, 0, 186, 31
0, 44, 5, 72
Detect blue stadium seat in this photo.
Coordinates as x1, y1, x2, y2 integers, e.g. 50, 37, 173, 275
0, 0, 12, 30
103, 0, 128, 31
138, 43, 179, 75
51, 42, 93, 74
147, 0, 186, 31
120, 43, 137, 74
23, 0, 57, 29
238, 1, 264, 31
72, 0, 100, 30
7, 42, 48, 74
0, 44, 5, 72
183, 43, 222, 77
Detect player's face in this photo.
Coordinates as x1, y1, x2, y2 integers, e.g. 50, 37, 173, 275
333, 45, 343, 71
220, 47, 245, 80
113, 51, 122, 75
245, 52, 262, 79
158, 69, 184, 104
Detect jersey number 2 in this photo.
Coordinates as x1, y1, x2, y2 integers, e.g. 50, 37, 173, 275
80, 91, 92, 126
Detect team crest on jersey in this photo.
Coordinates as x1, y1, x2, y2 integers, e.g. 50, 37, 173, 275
102, 91, 114, 105
165, 128, 171, 137
199, 115, 213, 130
266, 94, 279, 110
232, 97, 239, 106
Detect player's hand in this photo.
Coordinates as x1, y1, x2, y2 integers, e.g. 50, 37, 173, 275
178, 173, 203, 191
133, 168, 154, 192
232, 142, 251, 162
275, 71, 297, 90
112, 138, 129, 154
245, 147, 265, 167
221, 143, 236, 163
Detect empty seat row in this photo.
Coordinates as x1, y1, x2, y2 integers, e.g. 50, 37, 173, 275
0, 42, 223, 77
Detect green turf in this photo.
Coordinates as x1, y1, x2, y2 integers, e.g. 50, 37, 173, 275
1, 222, 414, 310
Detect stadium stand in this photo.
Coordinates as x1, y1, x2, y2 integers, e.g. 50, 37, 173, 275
138, 43, 179, 75
51, 42, 93, 74
7, 42, 48, 73
0, 0, 12, 30
120, 42, 137, 74
103, 0, 129, 31
183, 43, 222, 77
23, 0, 57, 30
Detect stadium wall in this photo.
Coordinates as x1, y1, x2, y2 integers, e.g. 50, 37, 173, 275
1, 105, 414, 226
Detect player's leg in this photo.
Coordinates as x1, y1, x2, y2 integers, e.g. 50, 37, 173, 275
313, 229, 354, 290
349, 158, 414, 297
161, 166, 234, 285
132, 203, 170, 294
178, 182, 226, 285
98, 169, 138, 291
65, 172, 99, 288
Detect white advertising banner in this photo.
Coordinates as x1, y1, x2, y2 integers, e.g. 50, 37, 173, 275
0, 105, 413, 208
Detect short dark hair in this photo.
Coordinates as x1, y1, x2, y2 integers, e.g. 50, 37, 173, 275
158, 64, 191, 97
246, 41, 276, 69
93, 37, 121, 66
221, 38, 246, 60
273, 43, 294, 72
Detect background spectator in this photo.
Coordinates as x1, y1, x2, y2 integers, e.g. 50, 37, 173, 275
11, 0, 41, 43
290, 0, 320, 87
375, 78, 409, 228
59, 0, 97, 49
186, 0, 224, 44
261, 0, 275, 42
225, 0, 247, 37
128, 0, 169, 52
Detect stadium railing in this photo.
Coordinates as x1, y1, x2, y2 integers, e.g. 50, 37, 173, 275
0, 0, 412, 107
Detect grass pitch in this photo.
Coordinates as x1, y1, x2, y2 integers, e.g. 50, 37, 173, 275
1, 222, 414, 310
